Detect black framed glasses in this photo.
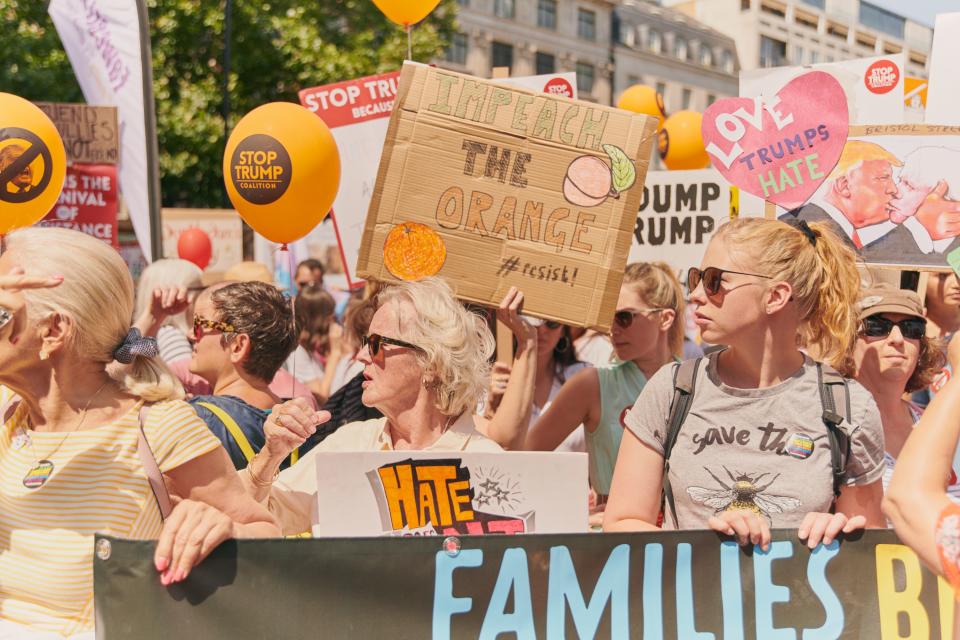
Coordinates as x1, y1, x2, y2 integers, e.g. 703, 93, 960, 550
860, 315, 926, 340
687, 266, 773, 296
361, 333, 423, 357
614, 308, 665, 329
192, 316, 236, 341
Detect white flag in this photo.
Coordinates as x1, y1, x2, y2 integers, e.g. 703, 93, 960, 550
49, 0, 159, 261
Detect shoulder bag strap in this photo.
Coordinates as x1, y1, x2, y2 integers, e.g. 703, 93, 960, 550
816, 363, 851, 500
660, 357, 703, 528
137, 405, 173, 521
196, 401, 257, 463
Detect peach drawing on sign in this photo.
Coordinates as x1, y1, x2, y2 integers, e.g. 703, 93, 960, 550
562, 144, 638, 208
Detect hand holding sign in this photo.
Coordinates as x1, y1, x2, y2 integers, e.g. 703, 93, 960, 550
223, 102, 340, 245
0, 93, 67, 235
701, 72, 848, 209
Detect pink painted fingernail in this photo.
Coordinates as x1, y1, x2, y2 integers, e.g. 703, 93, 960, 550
155, 556, 169, 572
174, 568, 186, 582
51, 274, 64, 281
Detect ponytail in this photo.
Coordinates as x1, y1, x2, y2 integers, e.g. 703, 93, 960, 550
110, 354, 185, 402
715, 218, 860, 375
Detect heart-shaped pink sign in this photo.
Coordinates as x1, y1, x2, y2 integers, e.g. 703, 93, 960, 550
702, 71, 849, 209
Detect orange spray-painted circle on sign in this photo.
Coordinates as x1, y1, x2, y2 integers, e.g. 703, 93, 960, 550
383, 222, 446, 281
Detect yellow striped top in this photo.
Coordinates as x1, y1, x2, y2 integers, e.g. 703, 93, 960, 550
0, 399, 222, 636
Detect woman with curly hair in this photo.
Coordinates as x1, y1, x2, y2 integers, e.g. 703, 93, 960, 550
852, 283, 957, 500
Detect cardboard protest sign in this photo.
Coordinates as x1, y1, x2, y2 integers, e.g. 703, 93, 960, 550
297, 71, 579, 289
740, 54, 904, 126
356, 62, 657, 331
703, 71, 849, 210
777, 124, 960, 270
34, 102, 118, 165
39, 164, 118, 246
630, 169, 728, 272
313, 451, 587, 537
905, 76, 928, 124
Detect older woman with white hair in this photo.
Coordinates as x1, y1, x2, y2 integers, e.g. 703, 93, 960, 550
0, 228, 278, 639
240, 277, 535, 535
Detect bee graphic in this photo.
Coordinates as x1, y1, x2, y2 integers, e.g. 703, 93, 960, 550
687, 467, 801, 521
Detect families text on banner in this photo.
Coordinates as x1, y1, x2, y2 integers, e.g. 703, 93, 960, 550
94, 529, 954, 639
356, 62, 658, 331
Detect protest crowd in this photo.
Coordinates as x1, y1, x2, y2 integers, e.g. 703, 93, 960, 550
6, 3, 960, 637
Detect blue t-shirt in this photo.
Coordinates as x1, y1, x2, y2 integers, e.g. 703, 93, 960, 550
189, 395, 293, 471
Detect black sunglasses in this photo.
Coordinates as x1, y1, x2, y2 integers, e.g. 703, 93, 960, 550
614, 308, 665, 329
687, 266, 773, 296
861, 315, 926, 340
361, 333, 423, 357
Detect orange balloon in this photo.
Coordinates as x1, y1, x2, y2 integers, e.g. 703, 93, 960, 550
0, 93, 67, 235
660, 110, 710, 171
371, 0, 441, 26
617, 85, 667, 130
223, 102, 340, 245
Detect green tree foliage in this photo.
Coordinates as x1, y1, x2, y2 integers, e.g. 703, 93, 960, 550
0, 0, 456, 207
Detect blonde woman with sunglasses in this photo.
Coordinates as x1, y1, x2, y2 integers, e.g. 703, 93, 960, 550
489, 263, 685, 513
604, 218, 886, 551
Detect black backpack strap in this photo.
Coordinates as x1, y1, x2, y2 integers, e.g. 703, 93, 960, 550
661, 357, 703, 528
816, 362, 851, 500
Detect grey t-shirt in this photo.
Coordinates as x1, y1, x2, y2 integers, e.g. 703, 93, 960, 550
624, 353, 885, 530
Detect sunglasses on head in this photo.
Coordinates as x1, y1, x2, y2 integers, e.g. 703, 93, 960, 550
192, 316, 236, 341
614, 308, 665, 329
361, 333, 423, 357
860, 315, 926, 340
687, 266, 773, 296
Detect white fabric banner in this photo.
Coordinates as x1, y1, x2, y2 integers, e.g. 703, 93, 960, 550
49, 0, 156, 261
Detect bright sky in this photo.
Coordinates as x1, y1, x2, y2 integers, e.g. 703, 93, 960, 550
868, 0, 958, 28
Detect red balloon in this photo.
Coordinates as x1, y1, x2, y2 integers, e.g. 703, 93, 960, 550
177, 228, 212, 270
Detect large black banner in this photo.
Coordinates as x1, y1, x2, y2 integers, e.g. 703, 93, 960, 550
94, 529, 953, 639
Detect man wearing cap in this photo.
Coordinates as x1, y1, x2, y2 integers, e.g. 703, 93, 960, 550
852, 283, 959, 504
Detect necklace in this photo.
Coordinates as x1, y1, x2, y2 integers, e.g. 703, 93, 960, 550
20, 380, 110, 490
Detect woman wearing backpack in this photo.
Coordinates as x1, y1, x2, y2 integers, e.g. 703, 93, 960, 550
603, 218, 886, 549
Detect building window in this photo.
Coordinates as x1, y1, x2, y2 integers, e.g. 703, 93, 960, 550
700, 45, 713, 67
576, 62, 595, 94
648, 29, 663, 53
627, 74, 641, 87
760, 1, 786, 19
795, 12, 818, 29
741, 0, 750, 9
681, 88, 692, 109
535, 51, 555, 75
445, 32, 468, 64
860, 2, 905, 39
799, 0, 824, 8
577, 9, 596, 40
794, 45, 804, 63
910, 51, 928, 66
537, 0, 556, 30
721, 50, 735, 73
810, 50, 820, 63
456, 0, 468, 5
491, 41, 513, 69
656, 81, 667, 109
827, 22, 848, 40
674, 37, 688, 60
759, 35, 787, 68
494, 0, 514, 19
707, 93, 716, 106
